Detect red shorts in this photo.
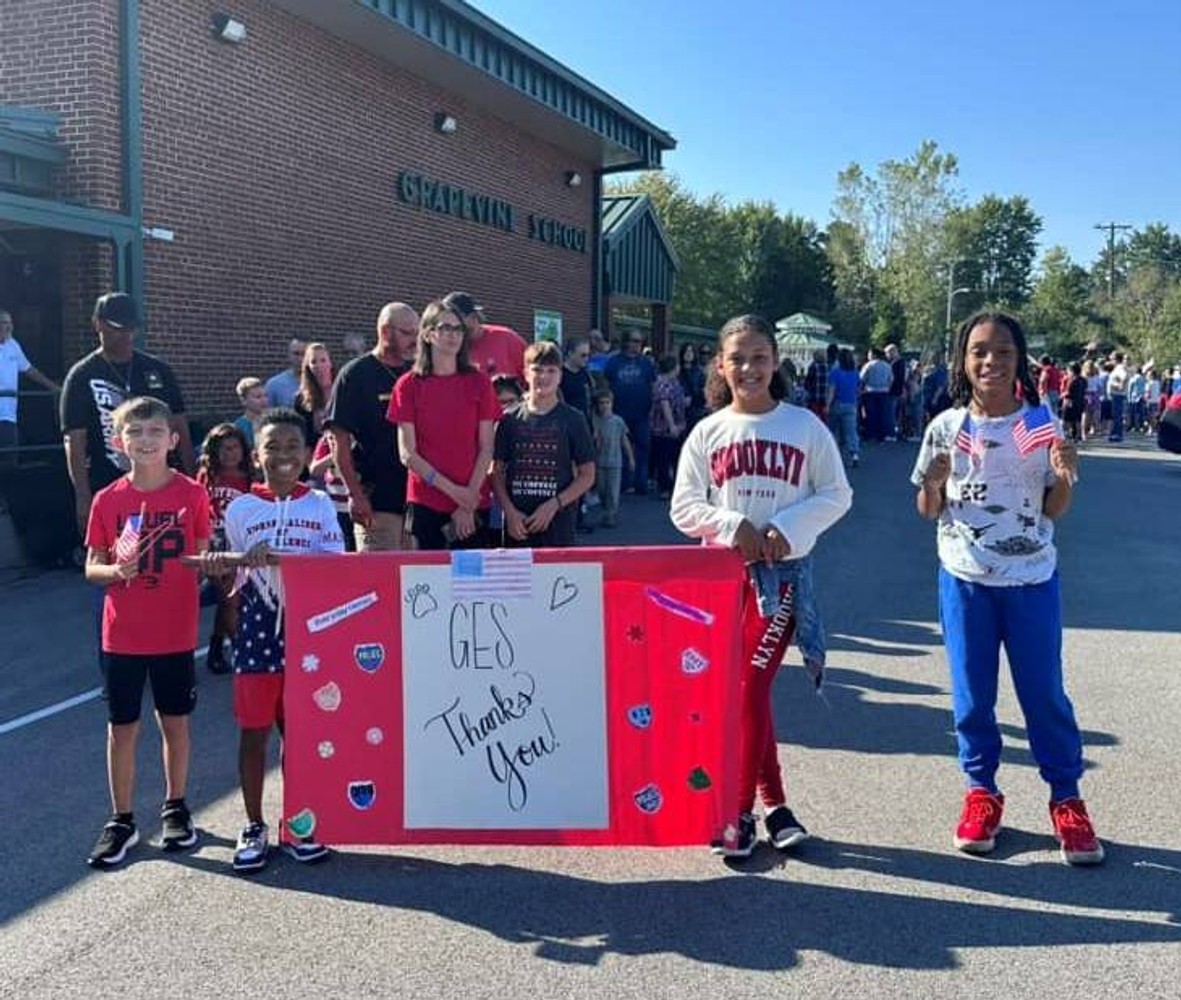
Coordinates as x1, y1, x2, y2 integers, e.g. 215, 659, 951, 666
233, 673, 285, 729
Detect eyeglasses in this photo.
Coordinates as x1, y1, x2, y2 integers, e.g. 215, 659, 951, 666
434, 322, 466, 334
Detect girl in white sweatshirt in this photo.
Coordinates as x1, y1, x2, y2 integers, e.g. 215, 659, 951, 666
670, 314, 852, 859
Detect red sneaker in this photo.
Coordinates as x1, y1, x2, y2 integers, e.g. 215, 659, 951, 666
954, 788, 1004, 854
1050, 798, 1105, 865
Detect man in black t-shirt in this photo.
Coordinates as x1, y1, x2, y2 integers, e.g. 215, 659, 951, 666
325, 301, 419, 551
60, 292, 194, 536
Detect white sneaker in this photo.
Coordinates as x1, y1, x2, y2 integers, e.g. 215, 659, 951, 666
233, 821, 269, 873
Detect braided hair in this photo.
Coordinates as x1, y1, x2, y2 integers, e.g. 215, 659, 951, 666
947, 310, 1040, 408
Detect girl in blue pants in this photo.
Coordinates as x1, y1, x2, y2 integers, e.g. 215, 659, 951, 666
912, 310, 1103, 866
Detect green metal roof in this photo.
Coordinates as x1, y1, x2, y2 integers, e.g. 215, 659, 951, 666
776, 311, 832, 334
602, 194, 679, 304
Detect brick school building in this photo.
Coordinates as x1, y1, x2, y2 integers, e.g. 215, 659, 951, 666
0, 0, 673, 565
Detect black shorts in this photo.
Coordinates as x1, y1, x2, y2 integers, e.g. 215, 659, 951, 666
102, 650, 197, 725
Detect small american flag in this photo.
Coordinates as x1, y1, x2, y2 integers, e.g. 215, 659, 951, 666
1013, 404, 1059, 456
450, 549, 533, 601
113, 503, 146, 563
955, 415, 986, 466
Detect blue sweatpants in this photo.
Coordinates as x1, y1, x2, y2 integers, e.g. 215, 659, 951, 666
938, 569, 1084, 802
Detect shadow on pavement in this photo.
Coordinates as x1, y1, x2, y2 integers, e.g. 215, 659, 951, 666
775, 664, 1118, 764
159, 840, 1179, 971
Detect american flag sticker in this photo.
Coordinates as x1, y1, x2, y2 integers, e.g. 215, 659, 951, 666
450, 549, 534, 601
1013, 404, 1060, 456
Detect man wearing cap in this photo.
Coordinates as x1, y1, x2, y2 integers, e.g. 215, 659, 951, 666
325, 301, 420, 550
443, 292, 526, 381
60, 292, 194, 536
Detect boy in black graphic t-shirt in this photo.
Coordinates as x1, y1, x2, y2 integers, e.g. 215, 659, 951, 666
492, 341, 595, 548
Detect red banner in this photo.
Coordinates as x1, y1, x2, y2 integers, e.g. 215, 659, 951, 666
281, 546, 744, 846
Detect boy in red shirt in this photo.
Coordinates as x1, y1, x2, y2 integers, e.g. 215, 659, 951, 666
84, 396, 211, 868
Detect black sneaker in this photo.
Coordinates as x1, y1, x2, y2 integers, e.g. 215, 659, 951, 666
281, 838, 330, 864
720, 813, 757, 859
160, 800, 197, 851
765, 805, 809, 850
88, 817, 139, 869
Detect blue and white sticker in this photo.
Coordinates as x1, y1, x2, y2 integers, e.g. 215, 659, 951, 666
681, 647, 709, 675
353, 642, 385, 674
633, 783, 663, 814
627, 703, 652, 729
348, 781, 377, 811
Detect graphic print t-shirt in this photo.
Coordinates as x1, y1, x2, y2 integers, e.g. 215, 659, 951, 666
86, 473, 211, 654
494, 402, 595, 516
911, 406, 1060, 586
61, 350, 185, 492
197, 469, 251, 545
223, 484, 344, 674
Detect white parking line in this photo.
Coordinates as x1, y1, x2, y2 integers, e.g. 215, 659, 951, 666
0, 645, 209, 736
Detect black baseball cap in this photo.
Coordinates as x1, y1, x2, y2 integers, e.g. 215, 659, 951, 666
93, 291, 140, 329
442, 292, 484, 319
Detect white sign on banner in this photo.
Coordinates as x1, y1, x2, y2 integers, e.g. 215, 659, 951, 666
401, 561, 608, 829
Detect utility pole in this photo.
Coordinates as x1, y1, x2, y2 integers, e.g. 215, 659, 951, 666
1094, 222, 1133, 299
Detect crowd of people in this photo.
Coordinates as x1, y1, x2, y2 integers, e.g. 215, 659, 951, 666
44, 287, 1181, 875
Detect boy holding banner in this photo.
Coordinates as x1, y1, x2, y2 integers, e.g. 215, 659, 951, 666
83, 397, 211, 868
218, 409, 344, 873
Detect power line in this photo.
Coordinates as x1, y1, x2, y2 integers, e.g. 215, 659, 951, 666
1094, 222, 1133, 298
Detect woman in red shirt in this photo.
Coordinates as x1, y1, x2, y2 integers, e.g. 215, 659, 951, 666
387, 300, 499, 550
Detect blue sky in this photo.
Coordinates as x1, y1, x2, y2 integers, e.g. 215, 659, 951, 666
471, 0, 1181, 269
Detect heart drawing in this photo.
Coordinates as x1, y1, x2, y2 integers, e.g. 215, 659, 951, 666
549, 575, 579, 611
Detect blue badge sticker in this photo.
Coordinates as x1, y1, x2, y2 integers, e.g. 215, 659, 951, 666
627, 704, 652, 729
354, 642, 385, 674
347, 781, 377, 811
633, 783, 663, 814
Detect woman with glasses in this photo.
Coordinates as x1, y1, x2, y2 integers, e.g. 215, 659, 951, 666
387, 301, 499, 549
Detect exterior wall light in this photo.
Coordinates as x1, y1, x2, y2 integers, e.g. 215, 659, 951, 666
434, 113, 458, 134
565, 171, 583, 188
211, 13, 248, 43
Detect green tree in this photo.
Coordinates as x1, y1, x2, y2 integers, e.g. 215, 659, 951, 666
1025, 246, 1097, 356
833, 140, 962, 351
946, 195, 1042, 311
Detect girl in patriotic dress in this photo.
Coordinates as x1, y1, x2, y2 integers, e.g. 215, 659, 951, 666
197, 424, 253, 673
671, 314, 852, 859
912, 311, 1103, 866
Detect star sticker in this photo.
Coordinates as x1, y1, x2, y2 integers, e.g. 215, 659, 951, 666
626, 625, 645, 643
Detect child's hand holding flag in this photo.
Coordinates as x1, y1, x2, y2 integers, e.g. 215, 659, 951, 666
1049, 438, 1079, 486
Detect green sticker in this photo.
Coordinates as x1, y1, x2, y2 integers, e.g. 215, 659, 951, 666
286, 808, 316, 839
688, 766, 712, 791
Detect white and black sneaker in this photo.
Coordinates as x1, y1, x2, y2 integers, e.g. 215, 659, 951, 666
160, 800, 197, 851
765, 805, 809, 850
719, 813, 758, 859
282, 838, 330, 864
88, 817, 139, 869
233, 821, 270, 873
